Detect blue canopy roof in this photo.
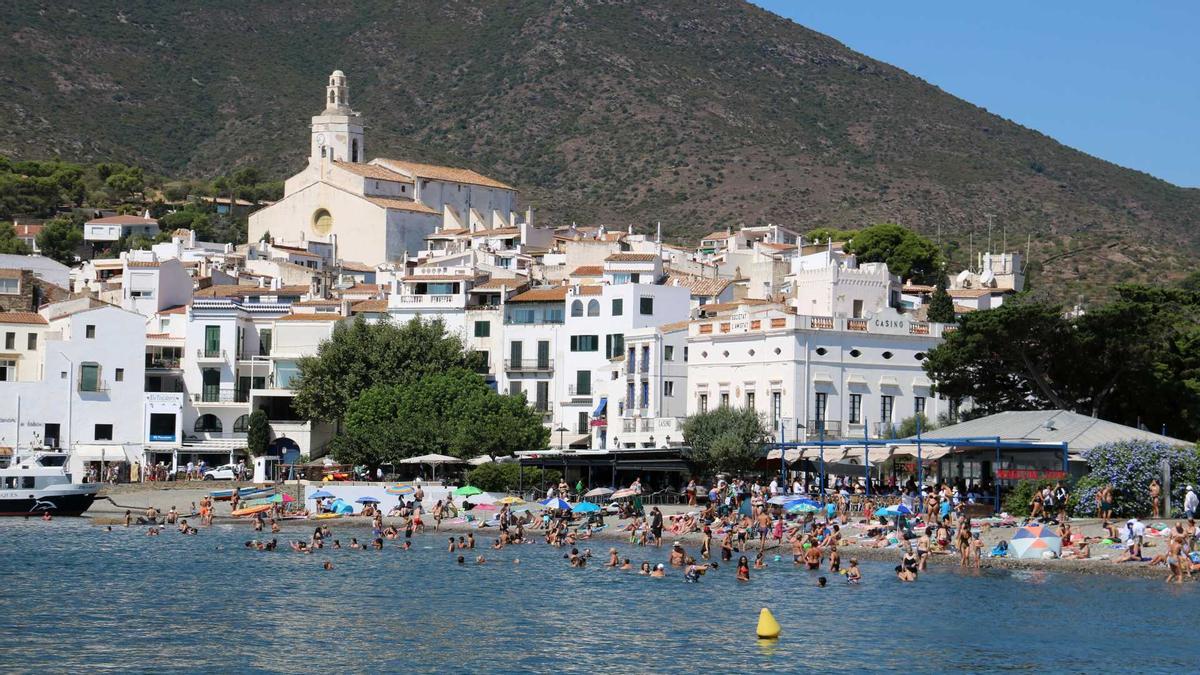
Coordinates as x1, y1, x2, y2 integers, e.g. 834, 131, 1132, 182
592, 397, 607, 417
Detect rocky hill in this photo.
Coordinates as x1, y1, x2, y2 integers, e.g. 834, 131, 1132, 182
2, 0, 1196, 298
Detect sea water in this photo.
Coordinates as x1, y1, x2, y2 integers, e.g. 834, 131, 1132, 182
0, 519, 1192, 673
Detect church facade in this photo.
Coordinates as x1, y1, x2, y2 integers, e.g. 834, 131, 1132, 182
248, 71, 521, 267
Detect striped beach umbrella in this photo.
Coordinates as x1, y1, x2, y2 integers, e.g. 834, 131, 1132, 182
1009, 524, 1062, 559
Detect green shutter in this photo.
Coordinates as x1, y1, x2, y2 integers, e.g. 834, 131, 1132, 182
80, 364, 99, 392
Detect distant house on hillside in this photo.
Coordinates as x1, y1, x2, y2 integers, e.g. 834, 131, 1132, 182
84, 214, 160, 244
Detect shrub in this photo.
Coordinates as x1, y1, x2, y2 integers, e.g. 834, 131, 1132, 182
465, 463, 560, 493
1002, 479, 1056, 516
1075, 440, 1200, 518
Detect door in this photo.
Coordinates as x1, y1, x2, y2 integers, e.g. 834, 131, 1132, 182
510, 341, 522, 369
44, 423, 60, 448
537, 340, 550, 370
575, 370, 591, 396
202, 368, 220, 402
578, 411, 589, 434
535, 381, 549, 411
204, 326, 221, 357
237, 376, 251, 403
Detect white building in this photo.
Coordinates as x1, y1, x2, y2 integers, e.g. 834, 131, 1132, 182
248, 71, 523, 267
83, 214, 159, 243
596, 320, 690, 449
0, 300, 149, 479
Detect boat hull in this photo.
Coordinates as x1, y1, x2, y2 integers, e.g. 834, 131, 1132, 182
0, 486, 100, 517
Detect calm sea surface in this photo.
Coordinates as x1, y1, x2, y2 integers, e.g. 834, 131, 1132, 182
0, 519, 1193, 673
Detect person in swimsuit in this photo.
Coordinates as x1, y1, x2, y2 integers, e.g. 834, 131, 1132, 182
736, 555, 750, 581
846, 558, 861, 583
803, 545, 822, 570
916, 527, 932, 571
828, 545, 840, 573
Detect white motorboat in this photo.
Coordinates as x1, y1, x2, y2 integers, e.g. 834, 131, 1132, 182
0, 449, 101, 516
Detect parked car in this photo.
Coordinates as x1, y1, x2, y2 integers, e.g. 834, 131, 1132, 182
203, 464, 239, 481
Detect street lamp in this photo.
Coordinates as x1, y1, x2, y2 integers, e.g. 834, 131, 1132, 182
554, 426, 568, 450
648, 435, 655, 448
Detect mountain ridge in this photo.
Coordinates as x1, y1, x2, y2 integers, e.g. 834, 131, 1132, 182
1, 0, 1196, 299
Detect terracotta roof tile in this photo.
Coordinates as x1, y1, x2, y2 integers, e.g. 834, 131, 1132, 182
126, 261, 161, 268
333, 161, 413, 183
571, 265, 604, 277
0, 312, 47, 325
701, 231, 732, 241
664, 274, 731, 297
575, 285, 604, 296
470, 227, 520, 237
363, 196, 439, 214
509, 287, 569, 303
657, 320, 690, 333
374, 159, 514, 190
604, 253, 658, 263
350, 299, 389, 313
159, 304, 188, 315
470, 278, 529, 291
275, 313, 345, 322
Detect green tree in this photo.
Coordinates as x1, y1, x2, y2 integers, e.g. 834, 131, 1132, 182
895, 413, 934, 438
246, 409, 271, 457
104, 166, 145, 200
804, 227, 857, 244
681, 406, 770, 474
466, 463, 561, 492
927, 272, 955, 323
332, 369, 548, 467
36, 216, 83, 264
294, 315, 485, 423
0, 222, 31, 255
847, 223, 942, 284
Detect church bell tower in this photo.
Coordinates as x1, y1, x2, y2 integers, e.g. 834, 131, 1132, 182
310, 70, 364, 165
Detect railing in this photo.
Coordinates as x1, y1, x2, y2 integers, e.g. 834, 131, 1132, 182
809, 317, 834, 330
622, 419, 637, 433
505, 359, 554, 372
770, 318, 787, 328
146, 358, 181, 369
909, 322, 930, 335
807, 419, 842, 438
847, 318, 868, 332
80, 379, 109, 393
639, 418, 652, 432
394, 294, 462, 305
568, 385, 592, 397
193, 388, 244, 404
196, 348, 226, 360
698, 324, 713, 334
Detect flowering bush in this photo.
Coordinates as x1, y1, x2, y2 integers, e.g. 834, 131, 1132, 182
1075, 440, 1200, 518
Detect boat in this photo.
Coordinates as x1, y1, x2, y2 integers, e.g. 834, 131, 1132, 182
0, 449, 101, 516
231, 504, 272, 517
209, 486, 274, 502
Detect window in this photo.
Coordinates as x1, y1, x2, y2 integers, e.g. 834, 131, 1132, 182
26, 333, 36, 350
882, 351, 893, 360
639, 297, 654, 315
204, 325, 220, 357
849, 394, 862, 424
611, 299, 623, 316
536, 341, 550, 369
4, 332, 13, 349
719, 392, 730, 407
814, 392, 827, 423
535, 381, 549, 411
915, 396, 926, 417
509, 381, 523, 398
587, 299, 600, 316
664, 381, 675, 397
852, 299, 864, 318
640, 381, 649, 408
745, 391, 755, 409
664, 345, 674, 361
771, 391, 781, 428
684, 347, 688, 362
94, 424, 113, 441
114, 368, 124, 382
0, 359, 14, 381
148, 413, 176, 442
570, 335, 599, 352
849, 349, 861, 358
474, 320, 491, 338
85, 325, 96, 339
233, 414, 250, 433
815, 347, 827, 356
570, 300, 584, 317
259, 329, 272, 356
79, 363, 101, 392
194, 414, 222, 432
509, 341, 522, 367
881, 395, 895, 423
0, 277, 18, 294
699, 394, 708, 413
201, 368, 220, 402
605, 333, 625, 358
575, 370, 591, 396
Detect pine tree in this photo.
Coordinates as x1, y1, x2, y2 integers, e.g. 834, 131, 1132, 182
928, 273, 955, 323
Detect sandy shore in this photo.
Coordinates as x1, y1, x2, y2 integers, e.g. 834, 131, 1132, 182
86, 483, 1189, 581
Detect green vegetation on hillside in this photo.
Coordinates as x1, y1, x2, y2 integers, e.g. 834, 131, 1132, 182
0, 1, 1196, 299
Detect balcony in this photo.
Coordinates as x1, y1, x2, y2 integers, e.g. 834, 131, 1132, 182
505, 359, 554, 372
193, 388, 248, 405
79, 379, 109, 394
847, 318, 868, 332
196, 348, 226, 363
567, 385, 592, 399
145, 357, 181, 370
806, 419, 842, 439
622, 419, 637, 433
390, 294, 466, 308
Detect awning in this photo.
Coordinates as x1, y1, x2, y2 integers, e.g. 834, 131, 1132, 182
879, 376, 900, 387
912, 377, 932, 388
75, 445, 129, 462
812, 371, 834, 384
846, 374, 867, 385
592, 397, 607, 417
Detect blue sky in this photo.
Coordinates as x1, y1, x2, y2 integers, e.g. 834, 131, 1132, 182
753, 1, 1200, 187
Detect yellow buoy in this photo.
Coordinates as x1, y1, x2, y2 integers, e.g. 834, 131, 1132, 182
756, 607, 781, 639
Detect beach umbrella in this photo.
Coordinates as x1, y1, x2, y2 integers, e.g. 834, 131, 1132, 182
540, 497, 572, 510
454, 485, 483, 497
385, 485, 415, 496
472, 503, 498, 511
572, 502, 602, 514
611, 488, 637, 499
1009, 524, 1063, 560
497, 496, 525, 505
788, 502, 819, 514
766, 495, 793, 505
309, 490, 334, 499
268, 493, 294, 503
356, 496, 381, 504
585, 487, 614, 497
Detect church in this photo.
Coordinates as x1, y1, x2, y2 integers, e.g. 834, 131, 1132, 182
247, 71, 522, 267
